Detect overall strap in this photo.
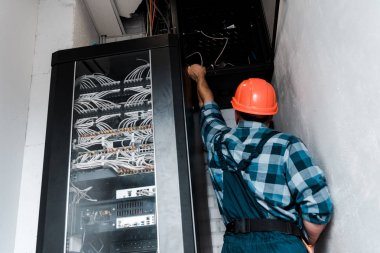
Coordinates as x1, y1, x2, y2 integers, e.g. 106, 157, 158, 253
215, 129, 232, 171
215, 129, 280, 172
236, 130, 280, 171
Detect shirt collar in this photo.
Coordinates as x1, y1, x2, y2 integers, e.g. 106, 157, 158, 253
237, 120, 267, 129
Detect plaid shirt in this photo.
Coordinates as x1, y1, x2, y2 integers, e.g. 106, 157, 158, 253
201, 101, 333, 225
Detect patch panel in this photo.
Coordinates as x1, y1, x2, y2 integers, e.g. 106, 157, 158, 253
116, 186, 156, 199
116, 215, 156, 229
111, 239, 157, 253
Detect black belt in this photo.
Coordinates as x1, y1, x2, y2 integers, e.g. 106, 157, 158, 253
226, 219, 302, 237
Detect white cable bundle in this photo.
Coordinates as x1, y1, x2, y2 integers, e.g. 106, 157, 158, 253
140, 113, 153, 126
69, 184, 97, 204
124, 63, 151, 84
132, 129, 153, 144
95, 114, 119, 131
74, 143, 155, 165
118, 110, 152, 129
76, 73, 120, 89
75, 137, 114, 150
74, 117, 97, 136
74, 92, 120, 114
74, 114, 121, 138
72, 152, 154, 173
123, 85, 152, 107
118, 112, 141, 129
74, 100, 96, 114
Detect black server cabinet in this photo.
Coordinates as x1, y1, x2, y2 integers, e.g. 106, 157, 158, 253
37, 35, 195, 253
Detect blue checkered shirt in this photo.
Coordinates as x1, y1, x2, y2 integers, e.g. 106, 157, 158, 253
201, 101, 333, 225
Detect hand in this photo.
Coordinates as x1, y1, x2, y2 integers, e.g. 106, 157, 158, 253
187, 64, 206, 82
303, 240, 314, 253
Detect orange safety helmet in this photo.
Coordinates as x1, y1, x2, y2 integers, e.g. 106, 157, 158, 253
231, 78, 278, 115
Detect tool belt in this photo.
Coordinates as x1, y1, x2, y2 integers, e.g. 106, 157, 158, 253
226, 218, 302, 237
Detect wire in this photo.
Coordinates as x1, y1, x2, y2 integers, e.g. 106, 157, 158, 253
89, 239, 104, 253
76, 74, 120, 90
196, 30, 229, 67
124, 63, 151, 83
145, 0, 151, 36
70, 183, 97, 204
149, 0, 153, 34
73, 68, 155, 176
152, 0, 157, 31
151, 0, 170, 32
185, 52, 204, 66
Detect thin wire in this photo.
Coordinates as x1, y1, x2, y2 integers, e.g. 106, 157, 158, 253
197, 30, 229, 67
145, 0, 151, 36
152, 0, 157, 31
152, 0, 170, 32
136, 58, 149, 64
149, 0, 153, 34
185, 52, 204, 66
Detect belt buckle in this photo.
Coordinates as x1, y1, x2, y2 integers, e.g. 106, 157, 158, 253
237, 219, 249, 233
226, 221, 235, 232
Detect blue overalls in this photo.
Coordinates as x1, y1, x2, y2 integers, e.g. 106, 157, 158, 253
214, 130, 308, 253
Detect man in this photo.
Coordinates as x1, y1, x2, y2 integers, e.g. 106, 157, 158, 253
187, 64, 333, 253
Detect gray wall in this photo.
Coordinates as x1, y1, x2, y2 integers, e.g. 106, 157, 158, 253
261, 0, 277, 42
14, 1, 98, 252
273, 1, 380, 252
0, 1, 39, 252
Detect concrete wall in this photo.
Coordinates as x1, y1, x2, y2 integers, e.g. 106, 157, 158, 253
0, 1, 39, 253
273, 1, 380, 252
14, 1, 97, 252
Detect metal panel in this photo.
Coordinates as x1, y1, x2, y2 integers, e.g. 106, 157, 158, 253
151, 46, 195, 253
37, 62, 76, 253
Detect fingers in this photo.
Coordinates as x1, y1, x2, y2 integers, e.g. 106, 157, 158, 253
187, 64, 206, 81
302, 240, 314, 253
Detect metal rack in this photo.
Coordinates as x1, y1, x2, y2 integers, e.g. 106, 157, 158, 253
37, 35, 195, 253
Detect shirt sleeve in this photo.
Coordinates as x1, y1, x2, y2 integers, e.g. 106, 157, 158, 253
284, 138, 333, 225
200, 101, 230, 151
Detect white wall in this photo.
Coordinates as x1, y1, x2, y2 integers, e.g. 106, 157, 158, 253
273, 1, 380, 252
0, 1, 39, 253
14, 1, 98, 252
74, 0, 99, 47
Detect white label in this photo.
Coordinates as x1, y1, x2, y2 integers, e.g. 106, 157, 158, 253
116, 214, 155, 229
116, 186, 155, 199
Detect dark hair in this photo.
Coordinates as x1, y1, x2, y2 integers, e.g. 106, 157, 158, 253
238, 111, 273, 123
